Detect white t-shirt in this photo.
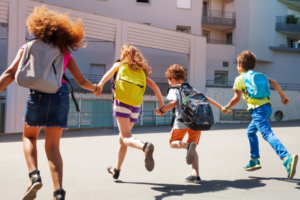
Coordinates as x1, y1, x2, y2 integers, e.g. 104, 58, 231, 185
167, 84, 189, 129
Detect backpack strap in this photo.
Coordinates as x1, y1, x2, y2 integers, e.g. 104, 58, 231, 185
63, 74, 80, 112
167, 84, 183, 128
111, 59, 121, 103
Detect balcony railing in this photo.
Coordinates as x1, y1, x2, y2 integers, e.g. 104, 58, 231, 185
269, 44, 300, 52
202, 10, 236, 27
206, 80, 300, 92
206, 39, 233, 45
276, 16, 300, 33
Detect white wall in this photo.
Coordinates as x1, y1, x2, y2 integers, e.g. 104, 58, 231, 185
206, 43, 237, 81
42, 0, 203, 35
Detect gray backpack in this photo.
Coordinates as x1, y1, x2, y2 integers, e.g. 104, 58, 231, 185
15, 39, 80, 111
15, 39, 64, 93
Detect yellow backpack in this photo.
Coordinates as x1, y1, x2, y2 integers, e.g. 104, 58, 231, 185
114, 62, 146, 106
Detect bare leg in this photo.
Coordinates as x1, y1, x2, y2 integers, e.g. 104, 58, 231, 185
114, 122, 135, 170
170, 140, 189, 149
44, 127, 63, 200
192, 151, 199, 177
23, 124, 41, 193
116, 117, 144, 150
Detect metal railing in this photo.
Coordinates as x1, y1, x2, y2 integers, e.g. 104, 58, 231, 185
279, 44, 300, 49
206, 80, 300, 92
206, 39, 233, 45
276, 16, 300, 32
67, 110, 171, 128
276, 16, 300, 24
202, 10, 236, 27
65, 73, 171, 95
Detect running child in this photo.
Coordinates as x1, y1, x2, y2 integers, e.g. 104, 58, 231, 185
222, 50, 298, 179
155, 64, 232, 184
97, 44, 165, 179
0, 6, 100, 200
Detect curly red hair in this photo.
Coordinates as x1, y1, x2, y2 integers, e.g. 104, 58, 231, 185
26, 6, 86, 53
120, 44, 152, 77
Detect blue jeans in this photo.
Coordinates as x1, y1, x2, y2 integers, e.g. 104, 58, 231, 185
247, 103, 288, 159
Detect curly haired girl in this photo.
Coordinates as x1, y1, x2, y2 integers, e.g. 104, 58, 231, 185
0, 6, 100, 200
97, 44, 165, 179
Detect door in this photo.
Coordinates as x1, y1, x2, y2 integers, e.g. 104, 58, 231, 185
143, 102, 156, 126
203, 1, 209, 16
226, 32, 233, 44
0, 100, 5, 133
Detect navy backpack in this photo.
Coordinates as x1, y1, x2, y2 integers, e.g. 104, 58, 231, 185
168, 83, 214, 131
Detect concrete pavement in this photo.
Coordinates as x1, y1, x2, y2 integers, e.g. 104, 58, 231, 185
0, 121, 299, 200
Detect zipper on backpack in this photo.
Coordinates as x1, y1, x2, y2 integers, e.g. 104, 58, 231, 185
119, 78, 144, 89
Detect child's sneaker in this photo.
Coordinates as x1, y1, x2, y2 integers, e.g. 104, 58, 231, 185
283, 154, 298, 180
186, 142, 196, 165
243, 159, 262, 171
185, 175, 201, 184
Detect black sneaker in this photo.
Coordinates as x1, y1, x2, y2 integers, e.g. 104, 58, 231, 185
185, 175, 201, 184
186, 142, 196, 165
23, 170, 43, 200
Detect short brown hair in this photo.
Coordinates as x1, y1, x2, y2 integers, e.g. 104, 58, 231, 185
27, 6, 86, 53
165, 64, 186, 81
237, 51, 257, 70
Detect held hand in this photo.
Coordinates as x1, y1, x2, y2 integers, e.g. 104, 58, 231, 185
154, 108, 161, 115
221, 107, 228, 114
281, 96, 289, 106
93, 84, 101, 97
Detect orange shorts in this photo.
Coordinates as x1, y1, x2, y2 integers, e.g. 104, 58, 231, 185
169, 128, 201, 145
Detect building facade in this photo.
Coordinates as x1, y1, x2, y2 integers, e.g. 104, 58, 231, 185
0, 0, 299, 133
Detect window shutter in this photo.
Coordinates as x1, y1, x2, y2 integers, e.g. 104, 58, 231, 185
0, 1, 9, 24
177, 0, 191, 9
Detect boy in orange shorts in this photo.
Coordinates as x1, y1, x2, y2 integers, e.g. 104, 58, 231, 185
155, 64, 231, 184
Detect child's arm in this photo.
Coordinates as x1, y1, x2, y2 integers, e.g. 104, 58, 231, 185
268, 77, 289, 105
221, 90, 242, 113
156, 100, 177, 114
67, 58, 100, 95
0, 49, 23, 93
146, 77, 165, 108
207, 97, 232, 114
97, 62, 120, 94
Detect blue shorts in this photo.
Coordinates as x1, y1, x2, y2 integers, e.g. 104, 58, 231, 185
24, 83, 70, 129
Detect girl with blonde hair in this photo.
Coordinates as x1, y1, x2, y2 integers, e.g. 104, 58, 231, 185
97, 44, 165, 179
0, 6, 100, 200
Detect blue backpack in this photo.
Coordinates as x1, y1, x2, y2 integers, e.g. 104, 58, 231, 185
168, 83, 214, 131
243, 70, 270, 99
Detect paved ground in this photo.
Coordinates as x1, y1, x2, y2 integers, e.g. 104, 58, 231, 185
0, 121, 300, 200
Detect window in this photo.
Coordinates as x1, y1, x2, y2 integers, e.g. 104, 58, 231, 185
202, 30, 210, 42
274, 111, 283, 121
220, 110, 251, 121
287, 37, 300, 49
223, 62, 229, 67
177, 0, 191, 9
137, 0, 150, 4
214, 71, 228, 85
90, 64, 105, 75
177, 26, 190, 33
226, 32, 233, 44
143, 102, 156, 126
184, 69, 188, 82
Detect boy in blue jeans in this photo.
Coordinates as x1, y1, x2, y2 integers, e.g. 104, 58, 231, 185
223, 50, 298, 179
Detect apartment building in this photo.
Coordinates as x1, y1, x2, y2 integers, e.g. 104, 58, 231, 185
0, 0, 299, 134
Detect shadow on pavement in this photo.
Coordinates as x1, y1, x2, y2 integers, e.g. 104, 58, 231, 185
249, 176, 300, 189
115, 179, 266, 200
